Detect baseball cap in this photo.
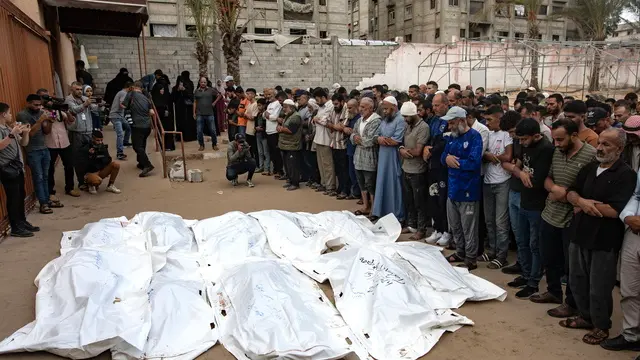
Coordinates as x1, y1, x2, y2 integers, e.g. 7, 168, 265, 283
623, 115, 640, 137
224, 75, 234, 82
283, 99, 295, 106
400, 101, 417, 116
235, 133, 245, 141
585, 107, 607, 126
441, 106, 467, 121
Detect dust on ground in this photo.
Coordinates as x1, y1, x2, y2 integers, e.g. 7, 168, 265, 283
0, 127, 632, 360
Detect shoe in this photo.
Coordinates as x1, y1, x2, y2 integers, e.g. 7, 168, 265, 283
600, 335, 640, 351
477, 253, 493, 262
49, 194, 60, 203
425, 231, 442, 244
325, 190, 337, 196
79, 184, 89, 191
286, 185, 300, 191
436, 232, 451, 246
507, 276, 528, 289
106, 184, 121, 194
198, 146, 205, 151
213, 145, 219, 151
139, 166, 155, 177
10, 227, 33, 237
547, 304, 579, 318
282, 182, 291, 188
255, 168, 264, 173
39, 204, 53, 214
502, 262, 522, 275
315, 186, 326, 192
247, 180, 255, 188
21, 221, 40, 232
66, 189, 81, 197
89, 186, 98, 194
337, 193, 348, 200
117, 153, 127, 160
123, 142, 132, 147
137, 163, 144, 170
231, 179, 238, 186
487, 259, 509, 269
530, 291, 563, 304
457, 261, 478, 270
516, 286, 539, 299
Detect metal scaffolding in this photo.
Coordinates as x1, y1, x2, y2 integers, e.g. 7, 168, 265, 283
417, 39, 640, 98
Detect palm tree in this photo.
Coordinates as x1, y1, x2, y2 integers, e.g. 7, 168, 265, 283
493, 0, 544, 90
184, 0, 216, 77
560, 0, 627, 91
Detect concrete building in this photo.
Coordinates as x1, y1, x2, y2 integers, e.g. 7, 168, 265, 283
607, 23, 640, 42
146, 0, 348, 39
348, 0, 578, 42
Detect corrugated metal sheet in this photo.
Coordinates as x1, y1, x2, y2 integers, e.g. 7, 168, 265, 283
0, 1, 53, 237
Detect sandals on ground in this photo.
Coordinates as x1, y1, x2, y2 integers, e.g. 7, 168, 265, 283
559, 317, 594, 330
583, 329, 609, 345
354, 209, 370, 216
446, 253, 465, 263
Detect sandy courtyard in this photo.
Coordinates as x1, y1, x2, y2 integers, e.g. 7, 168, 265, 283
0, 128, 635, 360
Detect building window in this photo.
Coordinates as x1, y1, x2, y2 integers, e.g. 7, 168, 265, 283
552, 1, 564, 15
515, 32, 524, 39
320, 30, 328, 38
150, 24, 177, 37
552, 34, 560, 41
290, 28, 307, 35
430, 0, 436, 9
388, 8, 395, 23
405, 33, 412, 42
497, 31, 509, 38
495, 1, 509, 17
405, 4, 412, 17
435, 27, 440, 39
237, 26, 248, 34
470, 1, 483, 14
185, 25, 196, 37
514, 4, 525, 17
472, 31, 481, 38
255, 27, 272, 34
319, 0, 327, 5
449, 0, 459, 6
538, 5, 548, 15
460, 29, 466, 38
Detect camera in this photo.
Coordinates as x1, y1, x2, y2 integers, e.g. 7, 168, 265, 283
41, 95, 69, 112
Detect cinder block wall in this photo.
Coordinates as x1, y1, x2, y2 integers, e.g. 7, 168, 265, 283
78, 35, 396, 93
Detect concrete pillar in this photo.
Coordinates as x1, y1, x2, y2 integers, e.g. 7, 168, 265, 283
332, 36, 339, 84
176, 0, 186, 37
247, 0, 256, 33
277, 0, 284, 33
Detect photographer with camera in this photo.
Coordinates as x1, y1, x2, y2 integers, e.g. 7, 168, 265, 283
226, 133, 256, 187
82, 130, 121, 195
0, 102, 39, 237
66, 81, 96, 191
17, 94, 64, 214
36, 89, 80, 200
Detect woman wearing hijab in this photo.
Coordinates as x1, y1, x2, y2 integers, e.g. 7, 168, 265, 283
215, 79, 227, 136
151, 82, 175, 151
172, 72, 197, 142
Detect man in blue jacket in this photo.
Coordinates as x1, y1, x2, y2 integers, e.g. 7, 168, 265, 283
441, 106, 484, 270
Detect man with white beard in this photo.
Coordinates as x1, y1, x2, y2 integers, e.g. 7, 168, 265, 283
441, 106, 484, 270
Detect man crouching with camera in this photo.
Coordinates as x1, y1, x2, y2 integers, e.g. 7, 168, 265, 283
226, 133, 256, 187
83, 130, 121, 194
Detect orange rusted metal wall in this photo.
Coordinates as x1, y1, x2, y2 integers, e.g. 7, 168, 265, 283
0, 0, 54, 235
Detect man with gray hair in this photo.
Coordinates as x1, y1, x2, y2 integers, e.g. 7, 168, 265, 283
351, 97, 381, 216
441, 106, 484, 270
563, 128, 636, 345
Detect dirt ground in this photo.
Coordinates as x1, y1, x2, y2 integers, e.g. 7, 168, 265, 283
0, 128, 635, 360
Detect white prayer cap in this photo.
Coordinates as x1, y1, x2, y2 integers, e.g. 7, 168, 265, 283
383, 96, 398, 106
400, 101, 417, 116
283, 99, 296, 106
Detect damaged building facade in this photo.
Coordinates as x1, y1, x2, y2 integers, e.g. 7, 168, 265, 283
146, 0, 348, 38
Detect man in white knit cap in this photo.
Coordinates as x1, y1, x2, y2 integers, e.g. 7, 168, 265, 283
399, 101, 430, 240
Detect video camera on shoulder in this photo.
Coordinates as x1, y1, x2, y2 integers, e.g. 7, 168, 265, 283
41, 95, 69, 112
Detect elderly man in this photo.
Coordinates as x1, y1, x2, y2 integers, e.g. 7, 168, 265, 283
312, 88, 336, 194
399, 101, 430, 239
622, 115, 640, 171
442, 106, 484, 269
66, 81, 95, 190
601, 160, 640, 353
278, 99, 303, 191
561, 128, 636, 345
530, 119, 597, 318
264, 88, 283, 177
351, 97, 382, 216
372, 96, 406, 222
447, 89, 462, 107
424, 92, 452, 245
335, 98, 361, 200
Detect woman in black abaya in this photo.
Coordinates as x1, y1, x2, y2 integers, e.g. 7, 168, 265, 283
151, 83, 175, 151
172, 72, 197, 142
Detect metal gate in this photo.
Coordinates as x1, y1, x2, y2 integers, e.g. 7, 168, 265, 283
0, 0, 54, 237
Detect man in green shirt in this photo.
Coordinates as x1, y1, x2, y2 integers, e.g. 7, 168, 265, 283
530, 119, 596, 319
278, 99, 303, 191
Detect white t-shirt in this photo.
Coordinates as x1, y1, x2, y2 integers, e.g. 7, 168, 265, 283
540, 122, 552, 142
484, 130, 513, 184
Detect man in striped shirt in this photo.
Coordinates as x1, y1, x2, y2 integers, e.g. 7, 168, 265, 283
328, 94, 350, 199
530, 119, 596, 319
